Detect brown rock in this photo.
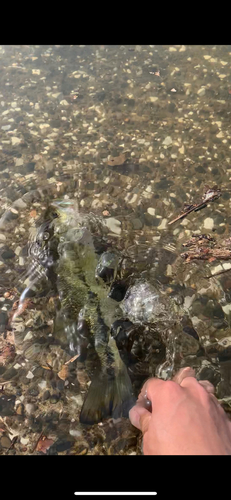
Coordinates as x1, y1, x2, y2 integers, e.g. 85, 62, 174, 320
0, 435, 11, 448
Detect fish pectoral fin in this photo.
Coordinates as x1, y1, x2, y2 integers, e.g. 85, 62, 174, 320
79, 367, 135, 425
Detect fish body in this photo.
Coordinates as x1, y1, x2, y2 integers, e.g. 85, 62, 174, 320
49, 200, 135, 423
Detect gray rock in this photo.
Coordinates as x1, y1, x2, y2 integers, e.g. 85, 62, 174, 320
12, 198, 27, 209
0, 395, 16, 416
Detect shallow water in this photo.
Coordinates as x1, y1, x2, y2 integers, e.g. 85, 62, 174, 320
1, 45, 231, 455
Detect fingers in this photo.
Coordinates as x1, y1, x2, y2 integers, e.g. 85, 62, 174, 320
198, 380, 215, 394
173, 367, 215, 395
129, 366, 217, 433
129, 404, 151, 432
129, 378, 166, 432
173, 366, 196, 384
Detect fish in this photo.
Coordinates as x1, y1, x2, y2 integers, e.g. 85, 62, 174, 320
41, 199, 135, 423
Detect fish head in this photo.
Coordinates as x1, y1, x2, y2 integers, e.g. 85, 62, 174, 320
48, 199, 79, 233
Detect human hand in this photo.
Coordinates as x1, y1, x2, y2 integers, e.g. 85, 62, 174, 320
129, 367, 231, 455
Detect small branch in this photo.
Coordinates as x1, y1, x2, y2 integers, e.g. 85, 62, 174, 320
168, 187, 221, 225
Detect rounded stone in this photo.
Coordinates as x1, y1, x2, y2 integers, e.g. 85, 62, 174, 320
42, 390, 51, 401
27, 387, 39, 397
50, 394, 60, 404
0, 436, 11, 448
1, 248, 15, 259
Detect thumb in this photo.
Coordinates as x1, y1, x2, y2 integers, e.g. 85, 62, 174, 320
129, 403, 152, 433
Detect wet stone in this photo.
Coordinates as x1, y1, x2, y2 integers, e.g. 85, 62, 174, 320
0, 436, 11, 448
21, 377, 31, 386
216, 225, 226, 235
155, 179, 173, 190
213, 213, 225, 225
0, 367, 6, 377
1, 247, 15, 260
168, 103, 176, 113
29, 416, 43, 433
48, 438, 74, 454
197, 365, 221, 387
0, 395, 16, 416
144, 214, 161, 227
0, 311, 8, 332
16, 403, 24, 416
131, 218, 143, 230
27, 387, 39, 397
50, 394, 60, 404
25, 403, 36, 415
25, 162, 36, 172
2, 367, 18, 381
42, 390, 51, 401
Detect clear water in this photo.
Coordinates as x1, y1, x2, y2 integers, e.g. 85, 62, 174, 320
1, 45, 231, 454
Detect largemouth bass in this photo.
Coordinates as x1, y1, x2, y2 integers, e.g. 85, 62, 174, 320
28, 199, 135, 423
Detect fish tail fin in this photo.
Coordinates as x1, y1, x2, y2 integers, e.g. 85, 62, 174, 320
79, 363, 135, 424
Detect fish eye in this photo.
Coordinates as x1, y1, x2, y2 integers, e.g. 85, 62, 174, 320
43, 232, 50, 240
51, 211, 58, 218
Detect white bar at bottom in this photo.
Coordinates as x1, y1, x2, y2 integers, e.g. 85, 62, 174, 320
74, 493, 157, 496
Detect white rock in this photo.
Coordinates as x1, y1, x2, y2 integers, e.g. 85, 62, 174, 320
169, 47, 177, 52
69, 429, 82, 437
70, 394, 83, 406
147, 207, 155, 215
184, 295, 195, 309
11, 136, 21, 145
222, 304, 231, 315
166, 264, 172, 276
26, 371, 34, 379
15, 246, 21, 256
104, 217, 121, 235
11, 102, 17, 108
158, 218, 167, 230
178, 145, 185, 154
15, 158, 23, 166
20, 437, 29, 445
197, 87, 206, 97
203, 217, 214, 230
23, 331, 33, 341
39, 123, 50, 129
216, 131, 224, 138
179, 45, 186, 52
25, 403, 35, 415
223, 263, 231, 270
149, 96, 158, 102
203, 55, 211, 60
91, 199, 102, 209
52, 93, 62, 99
162, 136, 172, 146
13, 363, 21, 369
60, 99, 69, 106
32, 69, 40, 75
1, 125, 11, 131
38, 380, 47, 390
128, 194, 138, 204
218, 74, 227, 79
0, 234, 6, 241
